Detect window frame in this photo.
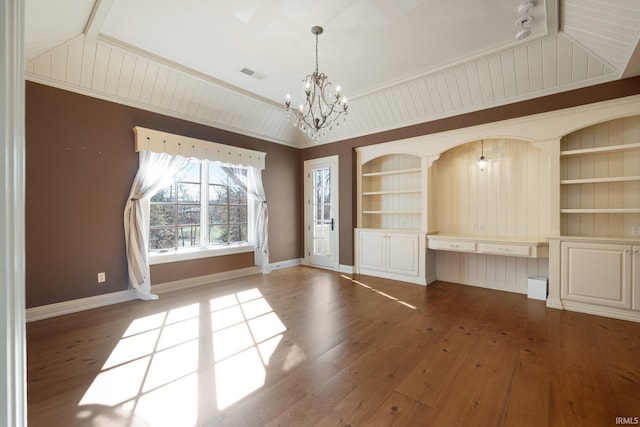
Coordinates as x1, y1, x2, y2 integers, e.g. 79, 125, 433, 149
148, 159, 255, 265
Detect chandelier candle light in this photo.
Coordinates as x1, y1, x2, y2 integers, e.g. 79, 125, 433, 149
285, 26, 348, 142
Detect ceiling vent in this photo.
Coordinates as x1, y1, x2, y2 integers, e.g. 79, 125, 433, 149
240, 67, 265, 80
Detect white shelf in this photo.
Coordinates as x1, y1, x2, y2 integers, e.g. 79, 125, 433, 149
362, 168, 421, 177
363, 210, 421, 215
561, 208, 640, 214
561, 176, 640, 184
560, 142, 640, 157
362, 189, 421, 196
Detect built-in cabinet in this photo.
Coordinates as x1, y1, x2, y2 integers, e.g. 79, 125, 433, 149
550, 116, 640, 322
355, 151, 432, 285
352, 99, 640, 323
356, 229, 424, 284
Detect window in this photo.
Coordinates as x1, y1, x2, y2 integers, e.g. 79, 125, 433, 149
208, 164, 247, 245
149, 160, 249, 254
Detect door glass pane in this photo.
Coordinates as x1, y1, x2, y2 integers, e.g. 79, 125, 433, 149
312, 167, 331, 257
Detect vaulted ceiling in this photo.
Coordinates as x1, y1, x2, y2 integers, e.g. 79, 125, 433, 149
25, 0, 640, 148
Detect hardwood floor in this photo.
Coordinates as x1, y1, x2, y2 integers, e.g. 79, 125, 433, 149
27, 266, 640, 426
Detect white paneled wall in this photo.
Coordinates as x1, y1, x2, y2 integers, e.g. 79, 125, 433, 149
431, 139, 550, 293
435, 252, 549, 294
432, 139, 549, 239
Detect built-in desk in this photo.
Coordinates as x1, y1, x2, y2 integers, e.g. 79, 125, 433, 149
427, 235, 549, 259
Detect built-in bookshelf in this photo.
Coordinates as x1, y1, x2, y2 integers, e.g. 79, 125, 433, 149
560, 116, 640, 238
360, 153, 423, 230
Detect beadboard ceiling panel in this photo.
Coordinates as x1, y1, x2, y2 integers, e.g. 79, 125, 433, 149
325, 33, 617, 142
562, 0, 640, 72
26, 34, 301, 146
24, 0, 640, 147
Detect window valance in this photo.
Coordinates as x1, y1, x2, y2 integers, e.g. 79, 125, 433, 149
133, 126, 266, 170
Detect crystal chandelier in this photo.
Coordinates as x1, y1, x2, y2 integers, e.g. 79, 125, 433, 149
285, 26, 348, 142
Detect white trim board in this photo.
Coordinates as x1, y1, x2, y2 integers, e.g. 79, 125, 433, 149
26, 289, 138, 322
340, 264, 355, 274
270, 258, 302, 270
26, 266, 262, 322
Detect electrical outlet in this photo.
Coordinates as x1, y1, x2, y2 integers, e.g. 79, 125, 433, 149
632, 226, 640, 237
98, 272, 106, 283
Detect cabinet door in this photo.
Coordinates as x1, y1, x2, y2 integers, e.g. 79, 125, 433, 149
561, 242, 632, 309
387, 233, 419, 276
358, 231, 386, 272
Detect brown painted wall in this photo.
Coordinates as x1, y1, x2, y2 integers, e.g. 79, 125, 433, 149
25, 82, 301, 308
150, 252, 255, 284
301, 76, 640, 267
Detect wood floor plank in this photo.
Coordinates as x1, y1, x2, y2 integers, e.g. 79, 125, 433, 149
424, 336, 520, 426
26, 267, 640, 426
501, 357, 551, 426
360, 391, 426, 427
395, 320, 481, 407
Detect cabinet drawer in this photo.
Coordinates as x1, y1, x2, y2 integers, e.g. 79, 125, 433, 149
429, 239, 476, 252
479, 243, 530, 257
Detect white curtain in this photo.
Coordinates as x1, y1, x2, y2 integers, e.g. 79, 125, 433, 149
223, 166, 270, 273
124, 151, 191, 300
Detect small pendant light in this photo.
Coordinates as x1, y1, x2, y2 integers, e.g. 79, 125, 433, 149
478, 140, 488, 171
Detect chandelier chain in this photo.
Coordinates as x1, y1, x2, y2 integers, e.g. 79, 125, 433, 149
315, 31, 319, 75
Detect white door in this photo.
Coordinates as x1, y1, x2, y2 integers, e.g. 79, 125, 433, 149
304, 156, 339, 270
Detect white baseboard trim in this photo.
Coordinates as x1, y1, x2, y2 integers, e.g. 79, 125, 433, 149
26, 289, 138, 322
152, 266, 262, 294
560, 300, 640, 323
269, 258, 302, 270
26, 266, 264, 322
339, 264, 355, 274
356, 268, 427, 286
546, 297, 563, 310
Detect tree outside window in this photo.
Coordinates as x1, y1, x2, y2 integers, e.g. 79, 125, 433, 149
149, 161, 248, 252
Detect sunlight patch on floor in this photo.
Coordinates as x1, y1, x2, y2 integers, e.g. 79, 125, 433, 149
78, 303, 201, 426
210, 288, 290, 410
341, 274, 417, 309
77, 289, 295, 425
